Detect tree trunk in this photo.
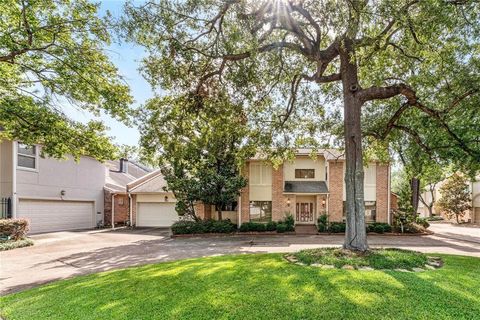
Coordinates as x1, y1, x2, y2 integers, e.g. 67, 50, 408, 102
217, 209, 223, 221
411, 177, 420, 215
340, 39, 368, 252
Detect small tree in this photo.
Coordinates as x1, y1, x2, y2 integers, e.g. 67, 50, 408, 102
140, 94, 255, 220
437, 174, 472, 224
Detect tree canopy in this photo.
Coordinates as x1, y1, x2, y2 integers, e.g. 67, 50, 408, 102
123, 0, 480, 251
0, 0, 133, 160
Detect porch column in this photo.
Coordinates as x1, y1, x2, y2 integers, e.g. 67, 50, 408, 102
328, 161, 344, 222
272, 164, 284, 221
376, 163, 389, 223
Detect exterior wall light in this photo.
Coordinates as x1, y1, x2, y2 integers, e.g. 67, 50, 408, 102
164, 195, 169, 202
286, 198, 291, 207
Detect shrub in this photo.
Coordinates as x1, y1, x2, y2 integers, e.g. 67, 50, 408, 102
0, 218, 30, 240
265, 221, 277, 231
416, 217, 430, 229
281, 214, 295, 232
276, 223, 287, 233
317, 214, 328, 232
171, 219, 236, 234
330, 222, 346, 233
426, 215, 444, 221
0, 238, 34, 251
367, 223, 392, 234
239, 222, 266, 232
171, 220, 205, 234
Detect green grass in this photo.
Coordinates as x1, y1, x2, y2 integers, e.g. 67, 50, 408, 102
1, 254, 480, 320
293, 248, 429, 269
0, 238, 33, 251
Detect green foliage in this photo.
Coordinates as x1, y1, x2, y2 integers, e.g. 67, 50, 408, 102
171, 219, 236, 235
0, 238, 34, 251
294, 248, 428, 270
265, 221, 277, 232
392, 211, 429, 233
276, 223, 287, 233
239, 222, 267, 233
330, 222, 346, 233
437, 173, 472, 223
0, 0, 132, 160
317, 214, 328, 232
367, 223, 392, 234
139, 94, 253, 217
282, 214, 295, 232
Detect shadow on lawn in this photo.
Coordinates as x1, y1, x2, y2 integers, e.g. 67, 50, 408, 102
3, 254, 480, 320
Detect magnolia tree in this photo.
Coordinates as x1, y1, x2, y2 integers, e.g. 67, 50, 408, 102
123, 0, 480, 251
437, 173, 472, 223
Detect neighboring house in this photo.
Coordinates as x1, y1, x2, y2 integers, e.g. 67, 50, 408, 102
126, 170, 177, 227
418, 176, 480, 223
103, 159, 151, 227
0, 140, 105, 233
123, 149, 393, 227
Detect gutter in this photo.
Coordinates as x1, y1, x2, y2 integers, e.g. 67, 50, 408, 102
12, 141, 17, 218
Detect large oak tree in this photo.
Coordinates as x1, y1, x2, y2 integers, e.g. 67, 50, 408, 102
123, 0, 480, 251
0, 0, 133, 160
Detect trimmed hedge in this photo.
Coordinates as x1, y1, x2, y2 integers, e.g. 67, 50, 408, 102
0, 218, 30, 240
239, 222, 266, 232
0, 238, 34, 251
329, 222, 346, 233
367, 222, 392, 234
171, 219, 236, 235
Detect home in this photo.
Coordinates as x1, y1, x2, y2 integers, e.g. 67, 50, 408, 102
0, 140, 105, 233
123, 149, 393, 228
103, 158, 152, 227
418, 176, 480, 223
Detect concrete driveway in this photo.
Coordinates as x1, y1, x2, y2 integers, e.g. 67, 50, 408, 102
1, 224, 479, 296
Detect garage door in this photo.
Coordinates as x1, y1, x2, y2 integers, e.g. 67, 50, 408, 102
18, 199, 94, 234
475, 207, 480, 224
137, 202, 178, 227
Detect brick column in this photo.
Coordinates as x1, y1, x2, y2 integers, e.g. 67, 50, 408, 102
104, 190, 113, 226
131, 195, 137, 226
376, 163, 389, 223
240, 163, 250, 224
328, 161, 344, 222
272, 164, 284, 221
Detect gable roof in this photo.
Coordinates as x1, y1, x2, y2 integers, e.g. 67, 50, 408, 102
127, 169, 171, 193
104, 160, 152, 193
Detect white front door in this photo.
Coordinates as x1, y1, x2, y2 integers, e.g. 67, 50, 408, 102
296, 202, 314, 224
137, 202, 178, 227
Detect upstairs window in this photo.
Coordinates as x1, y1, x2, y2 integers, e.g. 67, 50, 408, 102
17, 143, 37, 170
295, 169, 315, 179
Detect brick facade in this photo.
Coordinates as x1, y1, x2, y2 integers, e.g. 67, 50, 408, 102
194, 202, 212, 220
240, 163, 250, 225
376, 163, 389, 223
272, 165, 285, 221
103, 191, 130, 226
328, 161, 344, 222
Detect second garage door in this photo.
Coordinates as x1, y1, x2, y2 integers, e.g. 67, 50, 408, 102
17, 199, 94, 234
137, 202, 178, 227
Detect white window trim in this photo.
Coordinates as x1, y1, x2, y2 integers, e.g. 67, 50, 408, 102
249, 163, 272, 186
16, 142, 39, 172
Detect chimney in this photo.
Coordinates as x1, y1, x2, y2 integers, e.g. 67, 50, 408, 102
120, 158, 129, 174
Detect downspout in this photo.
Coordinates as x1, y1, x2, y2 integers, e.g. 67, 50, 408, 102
12, 141, 17, 218
387, 164, 391, 225
128, 192, 133, 227
238, 195, 241, 227
111, 193, 115, 229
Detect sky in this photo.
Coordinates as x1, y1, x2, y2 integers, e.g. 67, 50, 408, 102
64, 1, 150, 147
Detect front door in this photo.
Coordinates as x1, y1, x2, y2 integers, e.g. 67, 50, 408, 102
296, 202, 314, 224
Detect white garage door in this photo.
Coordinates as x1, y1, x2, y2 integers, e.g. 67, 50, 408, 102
137, 202, 178, 227
18, 199, 94, 234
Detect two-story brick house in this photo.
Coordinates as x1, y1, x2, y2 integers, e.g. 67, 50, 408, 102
196, 149, 392, 226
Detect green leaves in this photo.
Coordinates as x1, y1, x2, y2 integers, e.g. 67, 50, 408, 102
0, 0, 133, 160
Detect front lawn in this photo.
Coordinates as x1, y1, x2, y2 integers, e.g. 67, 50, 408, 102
1, 254, 479, 319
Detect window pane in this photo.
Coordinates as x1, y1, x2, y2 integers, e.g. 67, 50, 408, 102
18, 155, 35, 169
249, 201, 272, 222
18, 144, 36, 156
295, 169, 315, 179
